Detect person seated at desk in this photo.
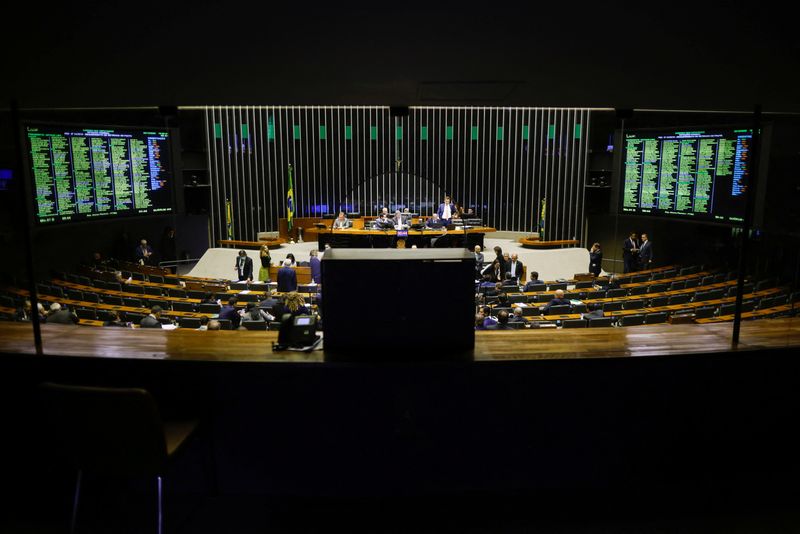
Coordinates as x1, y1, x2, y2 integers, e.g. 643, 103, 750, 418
272, 291, 311, 319
481, 305, 498, 329
425, 213, 444, 229
332, 211, 352, 229
391, 210, 409, 230
103, 310, 130, 328
258, 289, 280, 311
285, 253, 297, 266
372, 213, 392, 229
523, 271, 546, 292
475, 313, 488, 330
46, 303, 79, 325
541, 289, 571, 314
502, 272, 518, 288
139, 305, 164, 328
509, 307, 529, 324
219, 297, 242, 329
244, 302, 274, 322
486, 310, 513, 330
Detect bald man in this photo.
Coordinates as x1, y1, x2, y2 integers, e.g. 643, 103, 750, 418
542, 289, 571, 314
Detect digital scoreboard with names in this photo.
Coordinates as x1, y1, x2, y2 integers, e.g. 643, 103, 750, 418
25, 125, 175, 225
618, 127, 754, 223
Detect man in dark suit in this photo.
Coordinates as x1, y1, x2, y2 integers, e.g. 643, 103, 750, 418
638, 233, 653, 270
473, 245, 484, 278
542, 290, 571, 314
258, 289, 280, 311
506, 253, 524, 282
277, 259, 298, 293
425, 213, 444, 228
501, 272, 518, 287
219, 297, 241, 329
509, 307, 529, 324
309, 249, 322, 284
46, 303, 78, 325
523, 271, 546, 292
487, 310, 514, 330
391, 210, 408, 229
436, 195, 457, 225
139, 305, 164, 328
622, 232, 640, 273
235, 250, 253, 282
135, 239, 154, 265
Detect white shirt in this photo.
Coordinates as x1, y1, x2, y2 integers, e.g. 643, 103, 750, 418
442, 204, 451, 219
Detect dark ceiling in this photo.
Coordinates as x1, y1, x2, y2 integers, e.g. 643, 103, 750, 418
4, 4, 799, 111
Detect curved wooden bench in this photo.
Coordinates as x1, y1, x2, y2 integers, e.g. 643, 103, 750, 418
217, 238, 285, 249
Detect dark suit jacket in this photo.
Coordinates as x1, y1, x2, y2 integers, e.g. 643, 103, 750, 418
638, 240, 653, 264
309, 256, 322, 284
474, 252, 484, 266
47, 310, 78, 325
236, 256, 253, 281
139, 314, 162, 328
523, 280, 546, 292
135, 245, 153, 264
258, 297, 280, 310
543, 298, 571, 314
506, 260, 524, 280
277, 266, 298, 293
622, 238, 639, 259
437, 202, 456, 220
589, 251, 603, 275
219, 305, 241, 329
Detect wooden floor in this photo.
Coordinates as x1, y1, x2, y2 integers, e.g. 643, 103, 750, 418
1, 317, 799, 362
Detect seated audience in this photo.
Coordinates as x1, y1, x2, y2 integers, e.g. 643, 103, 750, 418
475, 313, 487, 330
488, 310, 513, 330
207, 319, 221, 331
481, 306, 498, 328
502, 272, 518, 287
273, 291, 310, 319
196, 316, 210, 330
17, 300, 46, 322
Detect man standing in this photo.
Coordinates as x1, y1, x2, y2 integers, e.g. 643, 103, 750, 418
473, 245, 484, 278
638, 233, 653, 270
309, 249, 322, 284
506, 253, 524, 282
135, 239, 153, 265
277, 258, 298, 293
234, 250, 253, 282
437, 195, 456, 226
622, 232, 640, 273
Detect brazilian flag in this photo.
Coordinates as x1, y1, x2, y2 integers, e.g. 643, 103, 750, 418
287, 164, 294, 232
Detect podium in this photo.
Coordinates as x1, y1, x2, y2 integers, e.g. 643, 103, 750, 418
321, 249, 475, 361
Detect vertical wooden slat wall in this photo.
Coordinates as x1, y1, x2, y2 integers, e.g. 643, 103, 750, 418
205, 106, 590, 242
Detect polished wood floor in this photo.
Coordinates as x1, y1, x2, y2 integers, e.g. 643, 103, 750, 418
1, 317, 798, 362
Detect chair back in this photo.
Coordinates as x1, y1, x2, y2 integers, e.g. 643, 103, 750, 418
38, 383, 168, 476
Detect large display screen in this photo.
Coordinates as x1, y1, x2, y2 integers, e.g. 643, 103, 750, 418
616, 126, 762, 224
24, 124, 175, 224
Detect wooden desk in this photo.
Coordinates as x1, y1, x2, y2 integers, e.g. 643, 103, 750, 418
305, 226, 496, 249
218, 238, 285, 249
519, 238, 580, 248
